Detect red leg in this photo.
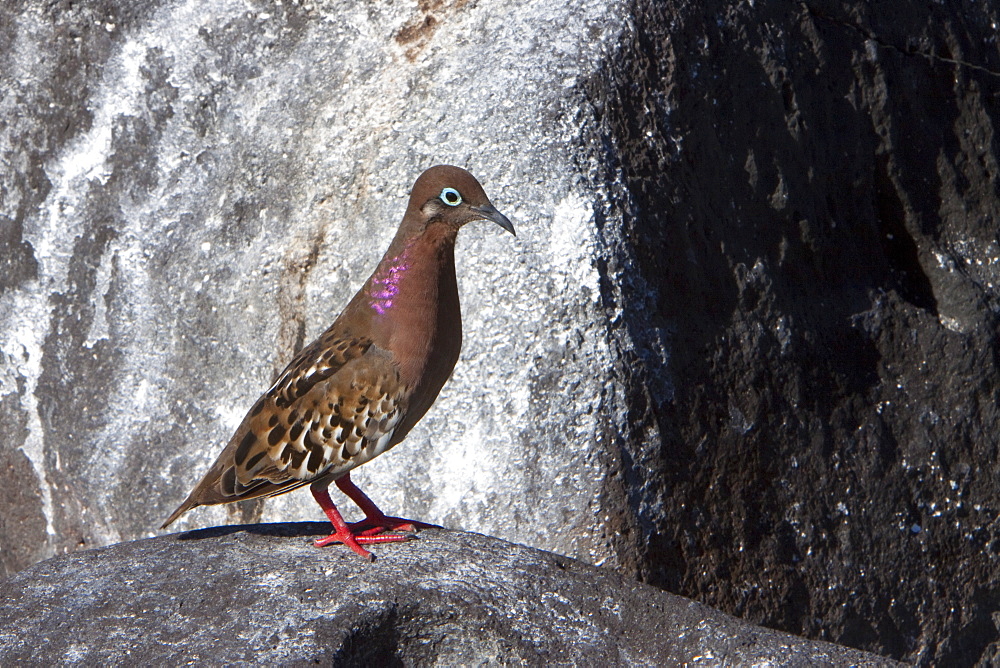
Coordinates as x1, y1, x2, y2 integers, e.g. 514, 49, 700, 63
310, 484, 410, 560
335, 472, 439, 535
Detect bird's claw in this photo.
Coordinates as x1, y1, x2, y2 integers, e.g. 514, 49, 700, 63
314, 529, 416, 561
348, 515, 438, 536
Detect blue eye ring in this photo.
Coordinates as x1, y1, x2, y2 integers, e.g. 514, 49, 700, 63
440, 188, 462, 206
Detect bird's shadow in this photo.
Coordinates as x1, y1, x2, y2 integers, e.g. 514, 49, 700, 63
175, 521, 332, 541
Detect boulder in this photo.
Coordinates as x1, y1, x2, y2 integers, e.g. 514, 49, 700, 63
0, 525, 896, 665
588, 3, 1000, 664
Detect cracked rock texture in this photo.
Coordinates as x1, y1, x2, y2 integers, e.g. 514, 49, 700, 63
0, 525, 896, 666
1, 0, 999, 664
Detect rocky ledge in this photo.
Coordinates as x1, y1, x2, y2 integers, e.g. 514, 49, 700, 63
0, 524, 893, 665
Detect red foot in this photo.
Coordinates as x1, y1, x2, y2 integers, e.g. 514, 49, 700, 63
336, 474, 440, 538
314, 529, 412, 558
310, 474, 436, 560
349, 515, 437, 536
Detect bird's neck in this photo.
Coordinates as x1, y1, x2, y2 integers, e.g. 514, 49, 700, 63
359, 224, 463, 391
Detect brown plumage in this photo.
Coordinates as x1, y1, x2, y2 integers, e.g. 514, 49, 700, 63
161, 165, 515, 559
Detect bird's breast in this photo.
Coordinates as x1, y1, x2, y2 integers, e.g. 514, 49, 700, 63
385, 265, 461, 390
367, 241, 462, 440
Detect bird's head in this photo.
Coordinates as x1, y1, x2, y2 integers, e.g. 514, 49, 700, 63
406, 165, 515, 237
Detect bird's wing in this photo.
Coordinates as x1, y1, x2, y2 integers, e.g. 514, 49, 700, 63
161, 336, 407, 527
236, 344, 407, 485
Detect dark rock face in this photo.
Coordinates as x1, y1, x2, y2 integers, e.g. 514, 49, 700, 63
584, 1, 1000, 665
1, 0, 998, 664
0, 525, 894, 666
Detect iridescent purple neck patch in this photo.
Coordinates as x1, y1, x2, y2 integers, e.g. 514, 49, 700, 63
369, 249, 411, 315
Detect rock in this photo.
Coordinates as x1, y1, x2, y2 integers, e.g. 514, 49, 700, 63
0, 525, 895, 666
2, 0, 999, 664
583, 3, 1000, 665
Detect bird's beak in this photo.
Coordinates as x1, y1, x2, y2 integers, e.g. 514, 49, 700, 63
473, 204, 516, 236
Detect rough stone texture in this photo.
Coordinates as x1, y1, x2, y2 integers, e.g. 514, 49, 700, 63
580, 3, 1000, 666
1, 0, 999, 665
0, 0, 630, 575
0, 525, 896, 666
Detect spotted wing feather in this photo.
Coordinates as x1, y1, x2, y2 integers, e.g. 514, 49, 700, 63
161, 335, 407, 527
238, 349, 406, 484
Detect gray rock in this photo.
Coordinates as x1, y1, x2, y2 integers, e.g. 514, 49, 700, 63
0, 525, 896, 666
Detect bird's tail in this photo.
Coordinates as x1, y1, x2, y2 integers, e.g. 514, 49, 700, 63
160, 495, 200, 530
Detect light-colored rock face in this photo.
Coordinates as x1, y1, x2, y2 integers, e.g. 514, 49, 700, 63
0, 0, 635, 572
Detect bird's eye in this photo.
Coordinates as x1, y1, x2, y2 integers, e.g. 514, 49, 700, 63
439, 188, 462, 206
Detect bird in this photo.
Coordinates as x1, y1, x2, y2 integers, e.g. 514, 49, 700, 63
161, 165, 515, 560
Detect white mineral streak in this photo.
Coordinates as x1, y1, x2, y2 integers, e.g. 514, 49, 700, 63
3, 0, 246, 542
4, 9, 104, 537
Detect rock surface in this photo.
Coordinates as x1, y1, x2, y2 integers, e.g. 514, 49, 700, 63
583, 3, 1000, 665
0, 525, 895, 666
0, 0, 630, 572
2, 0, 1000, 665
